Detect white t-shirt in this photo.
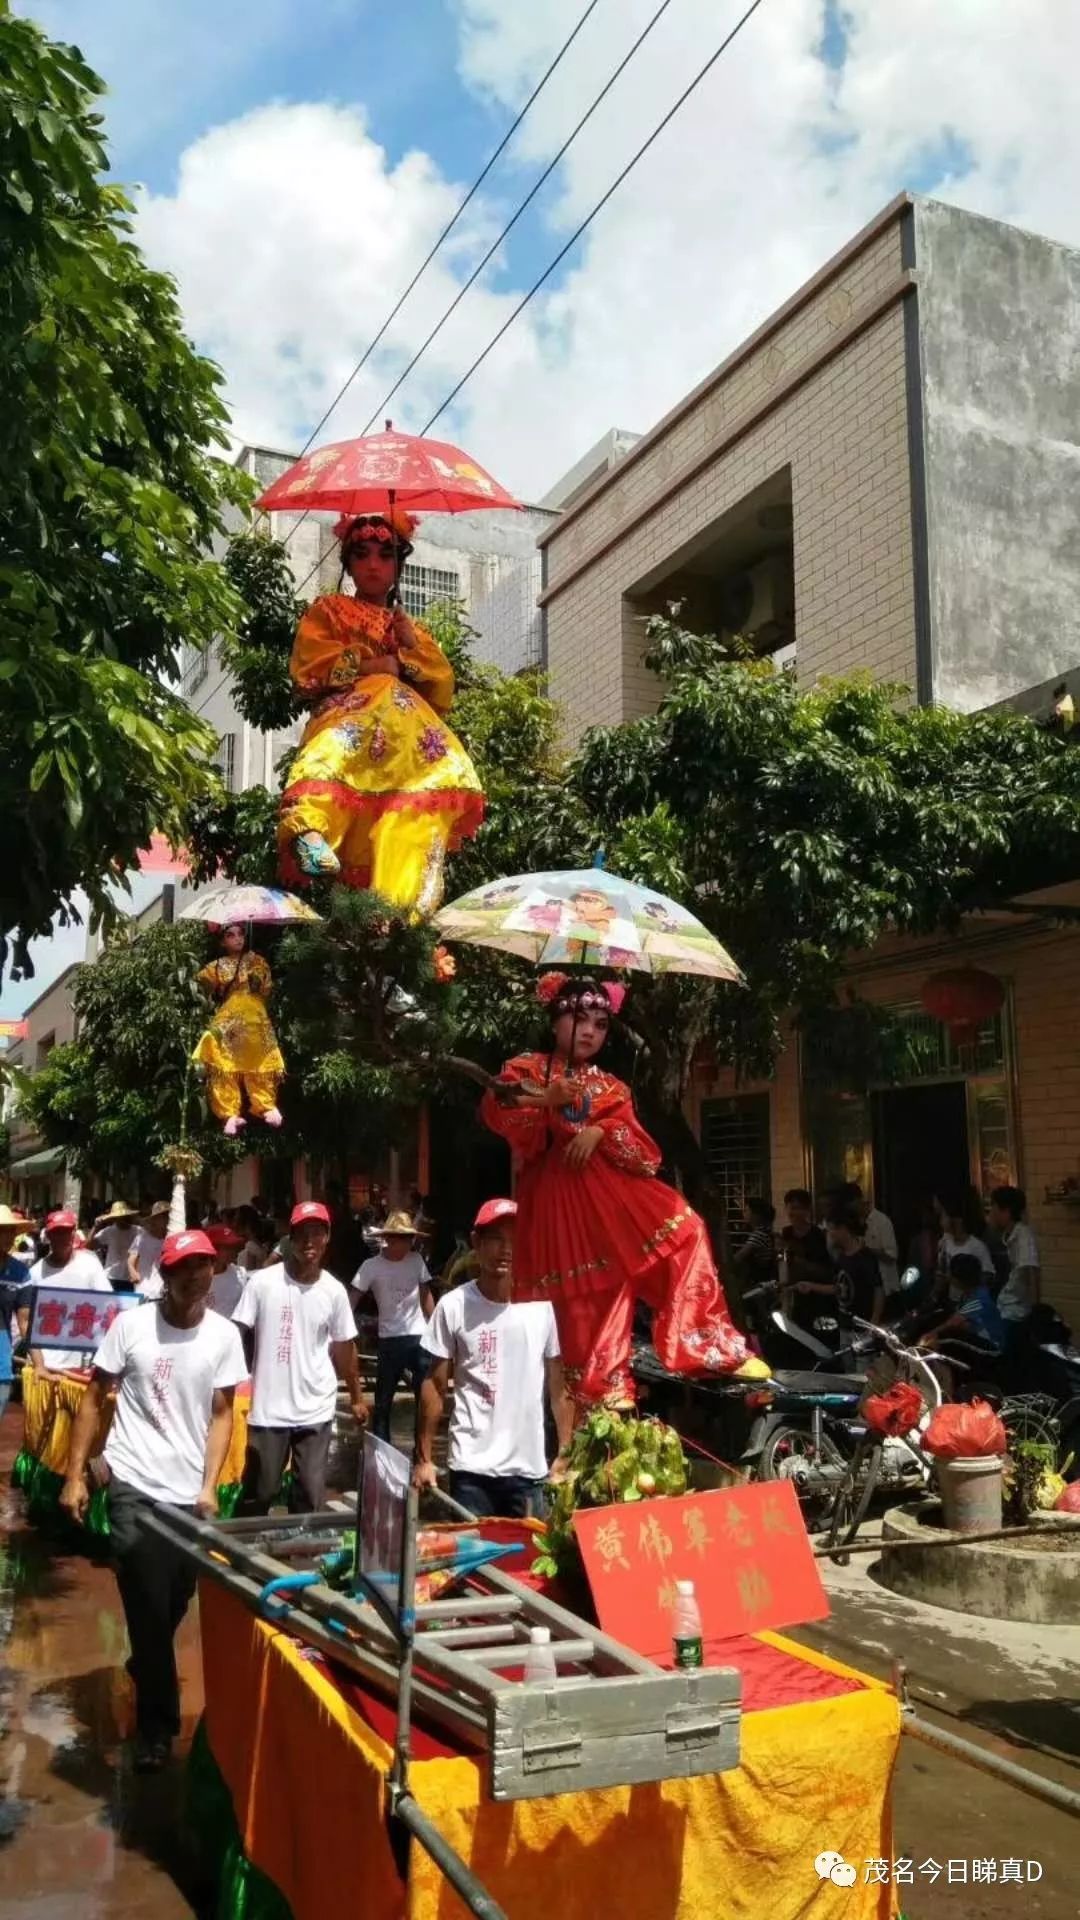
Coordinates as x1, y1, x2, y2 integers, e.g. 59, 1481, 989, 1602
352, 1252, 431, 1338
863, 1207, 899, 1294
94, 1223, 136, 1285
938, 1231, 996, 1282
209, 1262, 248, 1320
999, 1221, 1040, 1322
233, 1263, 355, 1428
30, 1251, 111, 1369
96, 1302, 247, 1504
422, 1282, 559, 1479
131, 1227, 166, 1298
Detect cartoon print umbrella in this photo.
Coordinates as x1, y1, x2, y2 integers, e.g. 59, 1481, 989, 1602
254, 425, 522, 518
434, 867, 741, 981
178, 884, 322, 925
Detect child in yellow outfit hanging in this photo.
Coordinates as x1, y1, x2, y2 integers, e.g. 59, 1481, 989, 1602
192, 926, 285, 1137
277, 510, 484, 917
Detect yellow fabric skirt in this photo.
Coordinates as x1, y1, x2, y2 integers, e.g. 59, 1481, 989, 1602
278, 678, 484, 910
192, 990, 285, 1079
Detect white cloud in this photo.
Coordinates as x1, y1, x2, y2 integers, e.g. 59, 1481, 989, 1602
134, 0, 1080, 502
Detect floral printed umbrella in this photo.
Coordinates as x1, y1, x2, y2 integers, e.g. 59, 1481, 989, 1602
254, 425, 522, 517
434, 867, 741, 981
178, 884, 322, 925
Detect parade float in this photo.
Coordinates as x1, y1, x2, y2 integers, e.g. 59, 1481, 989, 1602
154, 1423, 901, 1920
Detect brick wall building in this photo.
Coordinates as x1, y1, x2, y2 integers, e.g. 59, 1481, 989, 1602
536, 194, 1080, 1321
539, 193, 1080, 736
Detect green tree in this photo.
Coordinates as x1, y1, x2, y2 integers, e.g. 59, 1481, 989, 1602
566, 614, 1080, 1211
0, 13, 248, 977
16, 922, 239, 1194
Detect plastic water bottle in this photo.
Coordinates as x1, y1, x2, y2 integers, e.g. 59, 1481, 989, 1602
672, 1579, 704, 1669
522, 1625, 558, 1685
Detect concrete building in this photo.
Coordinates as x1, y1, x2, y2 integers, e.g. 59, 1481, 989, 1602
4, 965, 82, 1214
539, 194, 1080, 739
181, 444, 557, 783
536, 194, 1080, 1321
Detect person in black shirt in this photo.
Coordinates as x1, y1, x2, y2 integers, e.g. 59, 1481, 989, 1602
780, 1189, 837, 1335
825, 1205, 884, 1325
733, 1196, 778, 1288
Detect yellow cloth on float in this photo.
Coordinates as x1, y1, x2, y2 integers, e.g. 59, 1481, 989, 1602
20, 1365, 251, 1488
199, 1581, 901, 1920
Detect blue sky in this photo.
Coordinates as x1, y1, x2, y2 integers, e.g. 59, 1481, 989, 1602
6, 0, 1077, 1017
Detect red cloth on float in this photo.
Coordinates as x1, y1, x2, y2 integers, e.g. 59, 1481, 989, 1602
324, 1521, 862, 1759
480, 1052, 749, 1403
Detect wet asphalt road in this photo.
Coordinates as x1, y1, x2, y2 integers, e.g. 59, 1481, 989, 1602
0, 1404, 1076, 1918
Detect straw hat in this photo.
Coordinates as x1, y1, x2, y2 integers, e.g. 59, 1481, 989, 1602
0, 1204, 28, 1229
95, 1199, 137, 1226
375, 1210, 430, 1240
146, 1198, 171, 1223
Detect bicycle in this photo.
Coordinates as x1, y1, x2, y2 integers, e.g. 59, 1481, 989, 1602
824, 1318, 947, 1565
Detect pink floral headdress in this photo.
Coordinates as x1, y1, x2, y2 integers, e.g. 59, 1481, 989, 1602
536, 972, 626, 1016
334, 509, 417, 556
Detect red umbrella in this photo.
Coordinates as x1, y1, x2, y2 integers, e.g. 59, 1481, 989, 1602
254, 424, 521, 517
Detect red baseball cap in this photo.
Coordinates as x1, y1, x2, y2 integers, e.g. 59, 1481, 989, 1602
291, 1201, 330, 1227
46, 1209, 77, 1232
205, 1223, 245, 1252
159, 1229, 216, 1269
473, 1198, 517, 1232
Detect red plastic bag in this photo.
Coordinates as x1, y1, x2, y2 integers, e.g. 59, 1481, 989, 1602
862, 1382, 924, 1437
922, 1399, 1007, 1460
1055, 1482, 1080, 1513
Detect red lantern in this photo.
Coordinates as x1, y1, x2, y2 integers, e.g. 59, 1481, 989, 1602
920, 967, 1004, 1043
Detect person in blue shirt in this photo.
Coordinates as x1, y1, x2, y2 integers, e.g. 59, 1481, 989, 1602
922, 1251, 1005, 1356
0, 1206, 33, 1417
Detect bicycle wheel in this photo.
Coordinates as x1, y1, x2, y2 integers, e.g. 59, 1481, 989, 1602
826, 1437, 883, 1566
1000, 1395, 1061, 1451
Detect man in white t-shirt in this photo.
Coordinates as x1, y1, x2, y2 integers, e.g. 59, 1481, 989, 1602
414, 1199, 573, 1520
91, 1200, 139, 1290
233, 1201, 367, 1513
205, 1222, 249, 1319
350, 1211, 434, 1443
126, 1200, 170, 1298
988, 1185, 1041, 1328
29, 1209, 111, 1371
842, 1184, 900, 1295
60, 1229, 246, 1771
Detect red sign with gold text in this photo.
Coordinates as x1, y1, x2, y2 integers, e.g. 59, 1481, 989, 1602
573, 1482, 828, 1657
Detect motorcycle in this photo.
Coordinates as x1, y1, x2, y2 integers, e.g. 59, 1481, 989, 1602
741, 1274, 947, 1529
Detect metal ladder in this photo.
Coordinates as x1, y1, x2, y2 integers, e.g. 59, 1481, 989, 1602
145, 1499, 741, 1800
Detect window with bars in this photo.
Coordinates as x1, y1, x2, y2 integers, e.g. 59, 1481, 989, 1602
183, 647, 210, 694
216, 733, 237, 792
399, 564, 460, 619
700, 1094, 771, 1247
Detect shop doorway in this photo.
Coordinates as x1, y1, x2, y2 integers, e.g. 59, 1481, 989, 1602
872, 1081, 970, 1259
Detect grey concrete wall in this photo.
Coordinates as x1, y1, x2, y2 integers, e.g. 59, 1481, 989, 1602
915, 199, 1080, 709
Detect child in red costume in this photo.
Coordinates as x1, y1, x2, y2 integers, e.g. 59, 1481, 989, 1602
480, 975, 764, 1406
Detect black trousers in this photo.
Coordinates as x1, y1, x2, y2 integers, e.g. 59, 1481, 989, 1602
238, 1422, 333, 1514
108, 1479, 197, 1744
372, 1335, 428, 1442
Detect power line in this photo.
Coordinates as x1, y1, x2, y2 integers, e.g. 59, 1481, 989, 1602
289, 0, 604, 471
289, 0, 680, 598
358, 0, 678, 439
422, 0, 768, 435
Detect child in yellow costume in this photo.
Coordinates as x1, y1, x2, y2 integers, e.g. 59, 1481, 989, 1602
278, 510, 484, 917
192, 925, 285, 1137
